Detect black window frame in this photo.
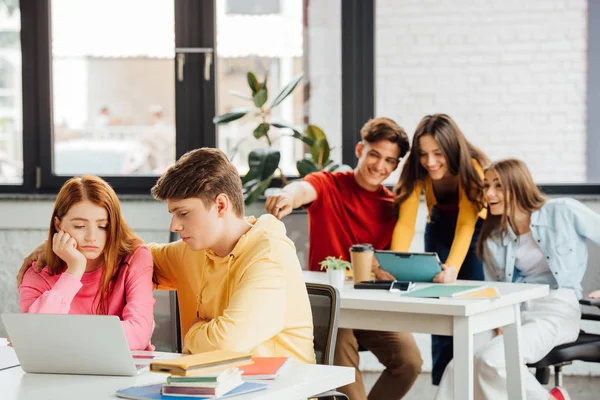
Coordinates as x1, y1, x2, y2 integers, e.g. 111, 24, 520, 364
1, 0, 216, 195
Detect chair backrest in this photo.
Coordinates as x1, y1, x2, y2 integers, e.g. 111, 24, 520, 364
306, 283, 340, 365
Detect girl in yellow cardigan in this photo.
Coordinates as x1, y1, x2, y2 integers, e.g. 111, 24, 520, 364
391, 113, 488, 385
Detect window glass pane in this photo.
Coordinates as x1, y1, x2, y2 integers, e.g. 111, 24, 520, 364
0, 2, 23, 185
376, 0, 588, 185
51, 0, 176, 177
216, 0, 342, 176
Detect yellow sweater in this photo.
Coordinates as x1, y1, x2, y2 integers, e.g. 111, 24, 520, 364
391, 160, 486, 270
148, 214, 316, 364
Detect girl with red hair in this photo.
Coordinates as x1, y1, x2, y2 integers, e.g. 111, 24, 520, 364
18, 175, 155, 350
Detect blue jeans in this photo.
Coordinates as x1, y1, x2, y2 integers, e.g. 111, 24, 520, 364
424, 207, 484, 385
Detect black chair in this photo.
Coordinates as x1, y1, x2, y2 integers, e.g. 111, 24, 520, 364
528, 297, 600, 387
306, 283, 349, 400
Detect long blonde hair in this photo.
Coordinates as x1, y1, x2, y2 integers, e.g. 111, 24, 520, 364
476, 158, 546, 259
47, 175, 142, 314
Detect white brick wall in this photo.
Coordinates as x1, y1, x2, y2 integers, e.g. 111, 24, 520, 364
375, 0, 588, 185
307, 0, 343, 163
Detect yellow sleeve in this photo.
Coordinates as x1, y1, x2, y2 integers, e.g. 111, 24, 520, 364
445, 193, 479, 270
445, 161, 484, 270
182, 258, 286, 354
390, 183, 423, 251
147, 241, 186, 290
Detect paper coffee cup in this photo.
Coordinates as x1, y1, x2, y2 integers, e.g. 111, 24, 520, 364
349, 243, 374, 283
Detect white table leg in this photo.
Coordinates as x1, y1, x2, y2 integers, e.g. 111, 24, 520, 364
503, 304, 525, 399
453, 316, 473, 400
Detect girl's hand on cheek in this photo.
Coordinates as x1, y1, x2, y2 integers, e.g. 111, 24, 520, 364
53, 230, 87, 279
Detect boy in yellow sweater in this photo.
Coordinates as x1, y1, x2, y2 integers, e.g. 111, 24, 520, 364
149, 148, 315, 362
17, 148, 315, 364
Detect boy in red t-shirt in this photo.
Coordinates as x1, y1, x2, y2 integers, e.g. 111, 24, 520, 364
266, 118, 422, 400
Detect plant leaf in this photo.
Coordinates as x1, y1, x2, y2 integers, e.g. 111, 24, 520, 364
253, 87, 268, 108
253, 123, 270, 139
247, 148, 280, 180
271, 121, 301, 136
212, 108, 252, 124
228, 89, 253, 101
297, 158, 320, 177
311, 137, 331, 168
270, 73, 303, 109
271, 122, 315, 146
306, 125, 330, 166
247, 72, 260, 94
243, 177, 273, 205
306, 124, 326, 142
261, 74, 268, 89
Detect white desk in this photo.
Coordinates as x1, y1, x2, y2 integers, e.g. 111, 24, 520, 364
0, 361, 354, 400
304, 271, 549, 400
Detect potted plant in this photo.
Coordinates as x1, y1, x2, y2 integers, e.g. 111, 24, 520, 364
213, 72, 350, 204
319, 256, 351, 290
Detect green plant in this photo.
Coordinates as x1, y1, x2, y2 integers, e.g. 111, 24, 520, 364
213, 71, 350, 204
319, 256, 351, 271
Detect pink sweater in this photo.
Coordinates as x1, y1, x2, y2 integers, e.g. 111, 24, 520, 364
19, 246, 155, 351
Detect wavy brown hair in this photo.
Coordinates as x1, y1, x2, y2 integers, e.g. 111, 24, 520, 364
394, 114, 488, 209
47, 175, 142, 315
476, 158, 546, 259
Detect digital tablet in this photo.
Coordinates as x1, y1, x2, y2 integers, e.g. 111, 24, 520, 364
374, 251, 442, 282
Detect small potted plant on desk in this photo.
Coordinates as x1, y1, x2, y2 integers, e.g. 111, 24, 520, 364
319, 256, 351, 291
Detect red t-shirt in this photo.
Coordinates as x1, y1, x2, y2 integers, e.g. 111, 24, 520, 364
304, 171, 397, 271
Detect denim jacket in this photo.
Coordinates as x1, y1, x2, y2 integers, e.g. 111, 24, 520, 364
482, 198, 600, 299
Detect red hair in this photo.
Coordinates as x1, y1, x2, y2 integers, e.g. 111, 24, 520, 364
46, 175, 142, 314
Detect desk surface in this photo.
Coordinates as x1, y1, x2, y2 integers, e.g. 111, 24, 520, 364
0, 361, 354, 400
304, 271, 549, 317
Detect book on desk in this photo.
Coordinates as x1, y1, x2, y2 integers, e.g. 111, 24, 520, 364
116, 381, 268, 400
149, 350, 253, 376
401, 285, 499, 299
239, 356, 290, 380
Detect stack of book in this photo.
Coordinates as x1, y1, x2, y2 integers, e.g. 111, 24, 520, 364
116, 352, 291, 399
162, 368, 244, 398
149, 350, 257, 398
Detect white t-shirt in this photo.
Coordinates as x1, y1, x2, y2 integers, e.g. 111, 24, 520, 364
514, 231, 550, 277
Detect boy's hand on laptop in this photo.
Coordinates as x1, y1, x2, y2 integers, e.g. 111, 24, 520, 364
265, 192, 294, 220
433, 264, 458, 284
16, 240, 49, 286
589, 290, 600, 299
53, 231, 87, 279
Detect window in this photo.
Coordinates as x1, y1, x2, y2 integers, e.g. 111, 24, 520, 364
226, 0, 280, 15
215, 0, 342, 176
50, 0, 176, 178
0, 2, 22, 185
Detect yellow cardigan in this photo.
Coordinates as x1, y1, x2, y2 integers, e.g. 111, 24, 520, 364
391, 160, 486, 270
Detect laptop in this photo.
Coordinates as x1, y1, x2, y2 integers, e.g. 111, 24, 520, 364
1, 313, 149, 376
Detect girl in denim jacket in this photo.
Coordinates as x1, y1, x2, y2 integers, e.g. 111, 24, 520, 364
435, 158, 600, 400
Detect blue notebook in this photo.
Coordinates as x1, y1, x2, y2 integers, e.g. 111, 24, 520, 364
116, 382, 268, 400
